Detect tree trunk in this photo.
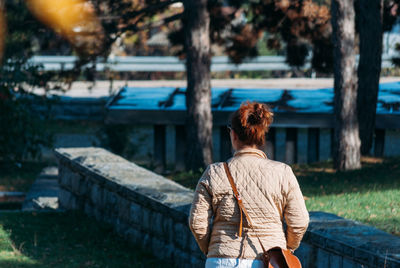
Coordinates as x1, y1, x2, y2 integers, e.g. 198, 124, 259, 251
331, 0, 361, 170
357, 0, 383, 155
183, 0, 213, 171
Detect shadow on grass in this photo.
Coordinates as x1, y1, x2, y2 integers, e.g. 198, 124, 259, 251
293, 157, 400, 196
0, 161, 51, 192
0, 212, 174, 268
0, 261, 38, 268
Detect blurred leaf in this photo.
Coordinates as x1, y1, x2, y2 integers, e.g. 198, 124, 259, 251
26, 0, 104, 56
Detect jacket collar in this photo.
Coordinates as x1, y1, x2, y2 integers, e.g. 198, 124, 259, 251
233, 147, 267, 159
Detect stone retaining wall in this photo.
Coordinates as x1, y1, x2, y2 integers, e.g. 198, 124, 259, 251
55, 147, 400, 268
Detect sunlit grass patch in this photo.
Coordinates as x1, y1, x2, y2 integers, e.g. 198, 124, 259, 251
293, 157, 400, 236
0, 220, 39, 267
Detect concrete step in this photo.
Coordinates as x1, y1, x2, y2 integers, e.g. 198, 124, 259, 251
22, 166, 62, 212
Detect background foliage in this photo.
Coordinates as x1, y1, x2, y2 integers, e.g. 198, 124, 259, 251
0, 1, 54, 161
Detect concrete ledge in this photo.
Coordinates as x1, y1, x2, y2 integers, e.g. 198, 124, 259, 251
55, 147, 202, 268
55, 147, 400, 268
298, 212, 400, 267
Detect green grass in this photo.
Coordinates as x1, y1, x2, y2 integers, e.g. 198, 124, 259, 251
0, 212, 172, 268
0, 162, 50, 192
0, 155, 398, 268
293, 157, 400, 236
167, 157, 400, 236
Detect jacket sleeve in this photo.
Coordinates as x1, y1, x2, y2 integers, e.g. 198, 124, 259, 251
283, 165, 309, 251
188, 166, 213, 255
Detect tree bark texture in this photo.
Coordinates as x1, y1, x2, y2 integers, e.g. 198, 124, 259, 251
183, 0, 213, 171
331, 0, 361, 170
357, 0, 383, 155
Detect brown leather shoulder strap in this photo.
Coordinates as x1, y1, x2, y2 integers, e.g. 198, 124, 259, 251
223, 162, 244, 236
223, 162, 253, 227
223, 162, 267, 253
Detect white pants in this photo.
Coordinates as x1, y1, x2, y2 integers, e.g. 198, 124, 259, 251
205, 258, 264, 268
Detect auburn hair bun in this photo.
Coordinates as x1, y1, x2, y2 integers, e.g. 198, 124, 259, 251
239, 102, 273, 128
230, 101, 274, 147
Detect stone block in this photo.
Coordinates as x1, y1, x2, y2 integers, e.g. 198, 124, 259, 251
295, 242, 313, 267
84, 202, 94, 217
77, 176, 90, 196
70, 172, 82, 194
142, 209, 151, 231
58, 188, 81, 210
115, 218, 130, 236
74, 197, 84, 211
90, 183, 103, 208
129, 202, 143, 226
93, 207, 103, 222
117, 197, 130, 222
189, 236, 200, 254
353, 248, 374, 267
173, 249, 190, 267
376, 256, 392, 268
325, 237, 346, 255
102, 209, 114, 226
141, 233, 152, 249
190, 256, 205, 268
150, 212, 163, 236
307, 232, 328, 249
342, 257, 358, 268
151, 237, 171, 259
316, 248, 330, 268
329, 254, 343, 268
126, 228, 142, 245
104, 190, 118, 215
62, 169, 84, 194
58, 188, 72, 209
174, 222, 189, 249
58, 169, 72, 189
162, 217, 174, 243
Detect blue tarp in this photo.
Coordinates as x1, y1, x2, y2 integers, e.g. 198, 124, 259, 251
107, 82, 400, 114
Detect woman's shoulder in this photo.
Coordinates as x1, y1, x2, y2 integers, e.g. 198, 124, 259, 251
235, 155, 290, 172
207, 162, 226, 176
263, 158, 289, 169
206, 158, 294, 178
262, 159, 296, 178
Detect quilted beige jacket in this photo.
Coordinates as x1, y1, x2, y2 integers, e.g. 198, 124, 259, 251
189, 148, 309, 260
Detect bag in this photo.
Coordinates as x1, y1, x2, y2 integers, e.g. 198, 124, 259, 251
223, 162, 301, 268
267, 247, 301, 268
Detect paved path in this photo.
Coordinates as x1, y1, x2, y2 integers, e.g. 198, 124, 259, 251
29, 77, 400, 98
22, 166, 61, 211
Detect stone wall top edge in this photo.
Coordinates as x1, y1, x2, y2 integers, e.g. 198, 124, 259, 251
55, 147, 191, 190
55, 149, 400, 265
54, 147, 192, 191
307, 212, 400, 265
55, 147, 192, 222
